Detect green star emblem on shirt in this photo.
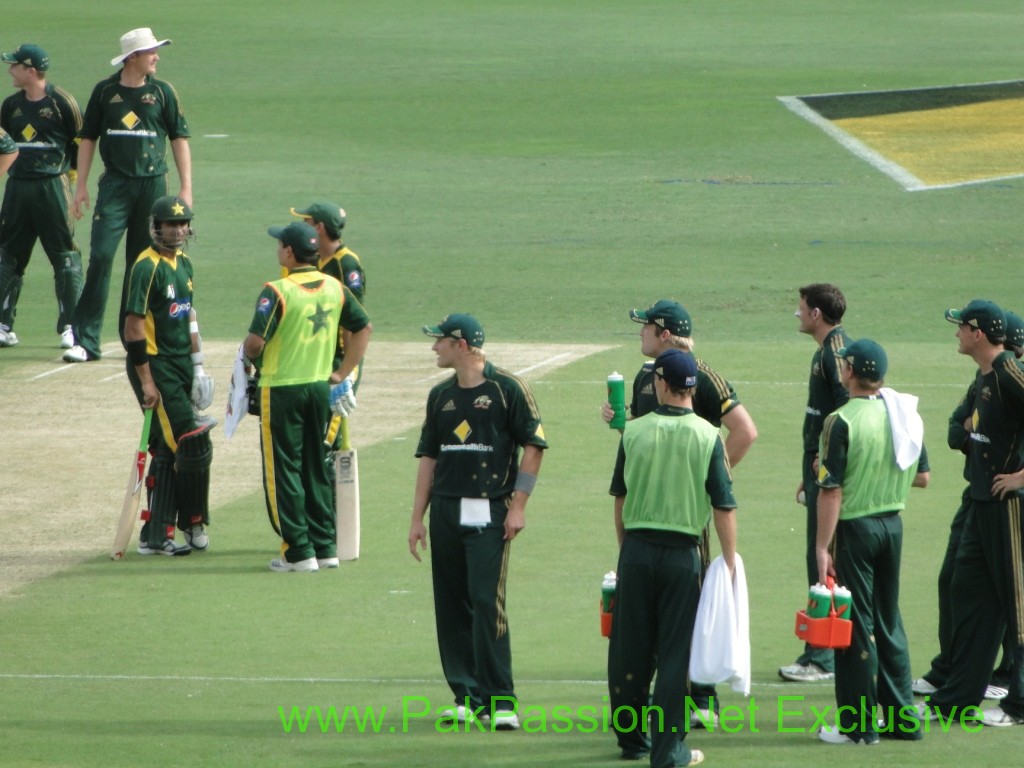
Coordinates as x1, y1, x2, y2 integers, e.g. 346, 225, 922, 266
308, 302, 331, 334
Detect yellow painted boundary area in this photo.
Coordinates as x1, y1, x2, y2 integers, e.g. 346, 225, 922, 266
835, 98, 1024, 187
778, 80, 1024, 191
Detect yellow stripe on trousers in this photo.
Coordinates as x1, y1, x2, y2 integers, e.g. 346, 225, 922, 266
259, 388, 283, 543
1008, 495, 1024, 644
495, 540, 511, 640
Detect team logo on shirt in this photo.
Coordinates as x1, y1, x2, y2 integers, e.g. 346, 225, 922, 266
121, 111, 141, 130
979, 386, 992, 402
473, 395, 492, 410
39, 108, 54, 120
20, 124, 37, 142
140, 94, 157, 106
442, 400, 456, 412
166, 285, 176, 299
258, 297, 272, 315
453, 420, 472, 442
347, 271, 362, 289
812, 361, 822, 377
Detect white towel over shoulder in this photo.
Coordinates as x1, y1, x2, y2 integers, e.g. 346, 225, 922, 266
879, 387, 924, 470
689, 553, 750, 696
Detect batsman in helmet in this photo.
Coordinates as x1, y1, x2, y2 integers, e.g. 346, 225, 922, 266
123, 195, 213, 555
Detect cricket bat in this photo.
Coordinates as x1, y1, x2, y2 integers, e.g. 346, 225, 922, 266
335, 416, 360, 560
110, 409, 153, 560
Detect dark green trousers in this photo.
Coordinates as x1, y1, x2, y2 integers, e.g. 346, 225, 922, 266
127, 355, 204, 545
833, 512, 919, 742
608, 534, 700, 768
0, 175, 82, 331
72, 172, 166, 357
798, 451, 835, 672
428, 495, 514, 712
932, 497, 1024, 719
259, 382, 335, 563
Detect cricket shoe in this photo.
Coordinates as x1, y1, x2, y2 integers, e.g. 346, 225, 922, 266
62, 344, 97, 362
778, 663, 834, 682
689, 708, 718, 729
817, 725, 878, 745
184, 525, 209, 551
438, 705, 481, 724
686, 751, 705, 766
60, 325, 74, 349
911, 678, 938, 695
317, 557, 340, 568
490, 710, 520, 730
982, 707, 1024, 727
985, 684, 1009, 700
138, 539, 192, 556
269, 557, 318, 572
0, 328, 19, 347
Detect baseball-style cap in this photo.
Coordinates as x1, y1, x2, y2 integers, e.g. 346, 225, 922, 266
422, 313, 485, 348
629, 299, 692, 337
836, 339, 888, 380
945, 299, 1006, 340
151, 195, 193, 222
268, 221, 319, 259
653, 349, 698, 389
111, 28, 171, 66
1005, 310, 1024, 350
1, 44, 49, 71
290, 202, 346, 231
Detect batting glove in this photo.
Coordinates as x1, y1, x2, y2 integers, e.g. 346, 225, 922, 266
191, 352, 215, 410
330, 376, 357, 417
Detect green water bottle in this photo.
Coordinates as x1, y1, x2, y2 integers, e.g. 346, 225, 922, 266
608, 372, 626, 430
807, 583, 832, 619
832, 585, 853, 621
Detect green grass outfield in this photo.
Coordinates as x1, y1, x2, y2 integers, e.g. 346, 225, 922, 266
3, 1, 1024, 765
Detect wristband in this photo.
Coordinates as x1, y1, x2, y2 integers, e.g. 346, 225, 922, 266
513, 471, 537, 496
191, 351, 204, 366
126, 339, 148, 366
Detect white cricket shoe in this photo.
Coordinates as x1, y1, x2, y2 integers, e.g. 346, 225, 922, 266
491, 710, 520, 730
269, 557, 318, 572
982, 706, 1024, 727
138, 539, 192, 556
0, 328, 19, 347
60, 325, 74, 349
778, 662, 834, 682
985, 684, 1009, 700
62, 344, 94, 362
438, 705, 480, 724
317, 557, 340, 568
911, 677, 938, 695
184, 525, 209, 551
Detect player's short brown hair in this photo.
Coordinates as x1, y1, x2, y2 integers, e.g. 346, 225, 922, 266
799, 283, 846, 325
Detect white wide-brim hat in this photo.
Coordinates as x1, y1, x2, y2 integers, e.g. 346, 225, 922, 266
111, 27, 171, 66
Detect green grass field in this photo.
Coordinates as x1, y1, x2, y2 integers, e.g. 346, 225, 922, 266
3, 2, 1024, 765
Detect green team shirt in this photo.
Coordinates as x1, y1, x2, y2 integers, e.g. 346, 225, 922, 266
610, 406, 736, 536
817, 396, 929, 519
965, 351, 1024, 501
948, 375, 978, 482
248, 267, 369, 387
630, 358, 742, 426
318, 243, 366, 303
416, 360, 548, 499
803, 325, 851, 453
1, 84, 82, 178
124, 246, 194, 357
0, 127, 15, 155
79, 73, 190, 177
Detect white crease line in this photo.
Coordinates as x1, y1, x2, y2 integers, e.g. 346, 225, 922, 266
29, 365, 75, 381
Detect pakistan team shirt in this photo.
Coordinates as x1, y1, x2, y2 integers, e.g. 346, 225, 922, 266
124, 246, 193, 356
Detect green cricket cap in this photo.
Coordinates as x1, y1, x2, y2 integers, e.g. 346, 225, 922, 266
268, 221, 319, 260
422, 313, 485, 348
1005, 310, 1024, 350
836, 338, 888, 380
290, 202, 345, 231
2, 44, 49, 71
629, 299, 692, 337
945, 299, 1006, 340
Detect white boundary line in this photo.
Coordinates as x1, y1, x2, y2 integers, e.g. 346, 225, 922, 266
778, 80, 1024, 192
777, 95, 927, 191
